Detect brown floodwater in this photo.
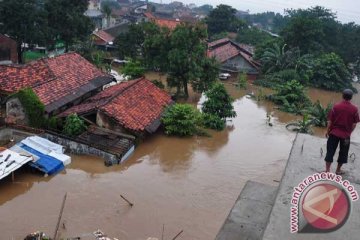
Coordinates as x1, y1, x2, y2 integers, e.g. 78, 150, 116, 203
0, 81, 354, 240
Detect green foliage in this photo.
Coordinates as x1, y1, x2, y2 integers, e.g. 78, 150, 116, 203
23, 51, 46, 63
237, 72, 248, 89
260, 43, 303, 74
151, 80, 165, 89
202, 83, 237, 119
101, 0, 120, 10
286, 113, 314, 134
16, 88, 45, 128
206, 4, 246, 35
270, 80, 311, 114
194, 4, 213, 15
236, 27, 273, 46
167, 24, 208, 97
162, 104, 201, 137
308, 100, 332, 127
201, 113, 225, 131
209, 32, 228, 41
241, 12, 289, 33
0, 0, 47, 63
45, 0, 93, 51
63, 114, 87, 137
46, 116, 59, 130
311, 53, 354, 92
121, 60, 145, 79
192, 57, 219, 93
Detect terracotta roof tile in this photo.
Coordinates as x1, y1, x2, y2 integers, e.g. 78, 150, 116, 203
93, 30, 115, 43
0, 53, 109, 106
59, 78, 173, 133
207, 38, 260, 70
144, 12, 181, 30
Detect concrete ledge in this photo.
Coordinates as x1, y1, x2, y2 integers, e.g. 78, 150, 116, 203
215, 181, 277, 240
263, 134, 360, 240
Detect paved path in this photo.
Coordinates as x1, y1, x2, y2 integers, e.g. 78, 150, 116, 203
263, 134, 360, 240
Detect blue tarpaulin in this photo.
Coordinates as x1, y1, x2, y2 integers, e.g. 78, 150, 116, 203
17, 143, 64, 175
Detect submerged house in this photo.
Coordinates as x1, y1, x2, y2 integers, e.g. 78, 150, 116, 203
58, 77, 173, 135
0, 52, 113, 120
207, 38, 261, 80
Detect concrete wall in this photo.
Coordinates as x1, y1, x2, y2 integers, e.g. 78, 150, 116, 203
42, 132, 133, 166
0, 127, 134, 166
222, 55, 257, 73
0, 127, 37, 144
96, 111, 127, 133
6, 98, 28, 125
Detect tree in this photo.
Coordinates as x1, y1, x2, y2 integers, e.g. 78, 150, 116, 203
45, 0, 93, 51
162, 104, 201, 137
101, 0, 120, 10
201, 113, 225, 131
260, 43, 299, 74
236, 27, 273, 46
115, 22, 162, 61
121, 60, 145, 79
281, 6, 337, 55
270, 80, 311, 114
311, 53, 354, 91
0, 0, 47, 63
102, 3, 112, 28
191, 57, 219, 93
202, 83, 236, 119
63, 114, 87, 137
167, 24, 208, 97
206, 4, 245, 35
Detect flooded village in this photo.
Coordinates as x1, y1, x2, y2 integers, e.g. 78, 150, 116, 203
1, 0, 360, 240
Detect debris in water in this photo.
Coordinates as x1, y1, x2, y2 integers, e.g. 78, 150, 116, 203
93, 229, 119, 240
24, 231, 50, 240
120, 194, 134, 207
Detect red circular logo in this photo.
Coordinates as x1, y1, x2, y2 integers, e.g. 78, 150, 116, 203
301, 183, 350, 231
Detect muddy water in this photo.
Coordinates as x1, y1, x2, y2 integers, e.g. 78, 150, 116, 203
0, 82, 349, 240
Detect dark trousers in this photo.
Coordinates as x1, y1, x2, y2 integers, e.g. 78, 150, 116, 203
325, 134, 350, 164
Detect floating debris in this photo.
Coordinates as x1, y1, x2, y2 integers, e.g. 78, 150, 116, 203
24, 231, 50, 240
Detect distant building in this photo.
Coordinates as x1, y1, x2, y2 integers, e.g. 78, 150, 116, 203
0, 34, 18, 64
0, 53, 113, 117
144, 12, 181, 30
85, 9, 104, 29
207, 38, 260, 80
58, 77, 173, 135
92, 30, 115, 46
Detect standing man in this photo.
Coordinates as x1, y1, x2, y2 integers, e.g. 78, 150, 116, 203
325, 89, 360, 174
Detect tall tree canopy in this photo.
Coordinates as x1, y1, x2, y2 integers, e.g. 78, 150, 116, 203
45, 0, 93, 51
0, 0, 47, 63
166, 24, 208, 97
206, 4, 245, 35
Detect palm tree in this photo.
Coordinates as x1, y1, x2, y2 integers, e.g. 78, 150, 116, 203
102, 4, 112, 28
260, 43, 304, 74
286, 113, 314, 134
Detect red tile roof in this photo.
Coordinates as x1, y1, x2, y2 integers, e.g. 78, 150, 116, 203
59, 78, 173, 133
207, 38, 260, 70
93, 30, 115, 44
0, 53, 110, 106
144, 12, 181, 30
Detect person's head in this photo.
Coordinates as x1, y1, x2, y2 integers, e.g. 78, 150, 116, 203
342, 89, 353, 101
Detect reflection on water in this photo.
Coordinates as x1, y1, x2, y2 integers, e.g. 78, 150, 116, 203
0, 82, 351, 239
